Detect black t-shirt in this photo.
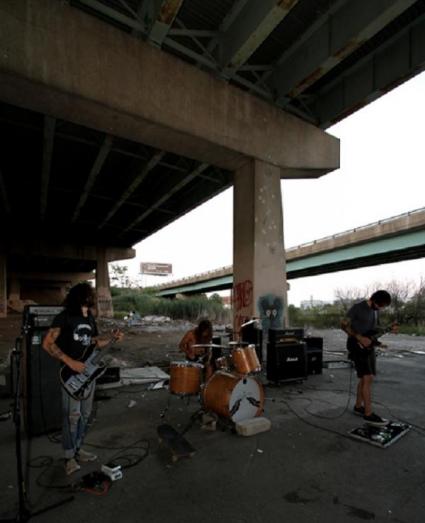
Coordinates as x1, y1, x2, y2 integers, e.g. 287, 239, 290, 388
347, 300, 378, 335
51, 310, 98, 360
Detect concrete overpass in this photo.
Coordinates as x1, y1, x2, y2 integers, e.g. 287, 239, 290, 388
1, 0, 424, 322
154, 207, 425, 296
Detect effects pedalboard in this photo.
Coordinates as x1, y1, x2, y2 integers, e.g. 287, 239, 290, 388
101, 462, 123, 481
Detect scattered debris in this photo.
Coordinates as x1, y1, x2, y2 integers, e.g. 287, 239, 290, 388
97, 366, 170, 390
147, 380, 168, 391
323, 360, 352, 369
0, 410, 12, 422
235, 417, 271, 437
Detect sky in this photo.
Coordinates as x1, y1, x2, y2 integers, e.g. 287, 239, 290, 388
119, 71, 425, 306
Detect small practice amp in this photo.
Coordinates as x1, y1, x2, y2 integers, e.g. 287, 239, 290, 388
306, 348, 323, 375
266, 342, 307, 382
304, 337, 323, 375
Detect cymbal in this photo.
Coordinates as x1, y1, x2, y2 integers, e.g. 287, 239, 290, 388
240, 318, 260, 327
192, 343, 223, 348
228, 341, 249, 346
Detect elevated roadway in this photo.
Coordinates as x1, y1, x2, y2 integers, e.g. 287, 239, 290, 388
1, 0, 424, 315
154, 207, 425, 296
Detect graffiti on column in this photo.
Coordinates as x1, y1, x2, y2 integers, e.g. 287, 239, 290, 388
233, 279, 253, 333
257, 294, 284, 332
97, 297, 112, 316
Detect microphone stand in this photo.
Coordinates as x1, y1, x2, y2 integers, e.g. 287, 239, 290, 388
1, 329, 74, 522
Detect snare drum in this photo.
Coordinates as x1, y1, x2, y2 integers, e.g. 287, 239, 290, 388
169, 361, 203, 396
215, 356, 230, 371
232, 345, 261, 374
203, 371, 264, 422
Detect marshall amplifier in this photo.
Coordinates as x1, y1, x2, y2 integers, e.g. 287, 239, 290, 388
304, 337, 323, 375
266, 342, 307, 382
269, 328, 304, 345
22, 305, 63, 436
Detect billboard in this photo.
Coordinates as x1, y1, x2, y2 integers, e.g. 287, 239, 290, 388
140, 262, 172, 276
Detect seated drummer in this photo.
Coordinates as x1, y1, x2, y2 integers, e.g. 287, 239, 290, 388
179, 319, 215, 380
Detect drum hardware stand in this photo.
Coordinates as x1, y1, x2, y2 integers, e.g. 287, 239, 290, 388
179, 408, 205, 436
0, 334, 74, 522
160, 392, 198, 421
216, 416, 236, 434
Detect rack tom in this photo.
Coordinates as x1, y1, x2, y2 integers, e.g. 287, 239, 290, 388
169, 361, 203, 396
232, 345, 261, 374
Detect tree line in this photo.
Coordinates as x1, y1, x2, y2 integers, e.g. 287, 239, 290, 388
289, 279, 425, 335
110, 265, 424, 334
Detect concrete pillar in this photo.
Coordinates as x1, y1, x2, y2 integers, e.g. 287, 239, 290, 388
233, 160, 288, 348
0, 255, 6, 318
7, 275, 23, 312
96, 248, 113, 318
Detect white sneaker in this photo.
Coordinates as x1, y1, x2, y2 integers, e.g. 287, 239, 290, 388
76, 448, 98, 462
65, 458, 81, 476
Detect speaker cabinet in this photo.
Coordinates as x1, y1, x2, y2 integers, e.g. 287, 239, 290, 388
306, 349, 323, 375
21, 306, 63, 436
304, 337, 323, 351
266, 342, 307, 382
304, 337, 323, 375
23, 329, 62, 436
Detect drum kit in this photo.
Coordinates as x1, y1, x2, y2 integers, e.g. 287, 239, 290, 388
168, 341, 264, 423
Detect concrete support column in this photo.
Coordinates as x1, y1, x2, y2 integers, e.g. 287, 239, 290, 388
233, 160, 288, 345
0, 255, 6, 318
96, 248, 113, 318
7, 275, 23, 312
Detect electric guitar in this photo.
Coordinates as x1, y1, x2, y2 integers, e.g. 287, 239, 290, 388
59, 333, 120, 400
357, 323, 398, 351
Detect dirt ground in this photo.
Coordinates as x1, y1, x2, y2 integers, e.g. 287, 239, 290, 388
1, 313, 424, 369
0, 314, 195, 370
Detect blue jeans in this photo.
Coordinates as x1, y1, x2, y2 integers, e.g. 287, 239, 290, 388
61, 384, 95, 460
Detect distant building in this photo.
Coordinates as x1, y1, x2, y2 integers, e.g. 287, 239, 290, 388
300, 298, 331, 309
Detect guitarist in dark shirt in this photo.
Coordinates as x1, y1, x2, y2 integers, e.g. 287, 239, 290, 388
341, 290, 397, 427
42, 282, 123, 476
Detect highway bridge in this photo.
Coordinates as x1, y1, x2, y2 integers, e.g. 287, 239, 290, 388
1, 0, 424, 319
154, 207, 425, 296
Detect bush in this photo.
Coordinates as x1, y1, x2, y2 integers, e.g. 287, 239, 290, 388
111, 288, 230, 322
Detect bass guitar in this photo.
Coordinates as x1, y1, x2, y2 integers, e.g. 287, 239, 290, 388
60, 333, 120, 401
357, 322, 398, 351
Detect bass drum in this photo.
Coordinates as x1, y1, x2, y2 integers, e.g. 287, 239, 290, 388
203, 371, 264, 422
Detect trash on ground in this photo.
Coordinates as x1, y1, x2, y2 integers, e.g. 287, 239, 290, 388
97, 366, 170, 390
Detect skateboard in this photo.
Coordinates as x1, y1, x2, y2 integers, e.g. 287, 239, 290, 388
157, 424, 196, 463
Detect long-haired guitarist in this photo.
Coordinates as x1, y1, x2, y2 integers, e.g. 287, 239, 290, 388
341, 290, 397, 427
42, 282, 123, 476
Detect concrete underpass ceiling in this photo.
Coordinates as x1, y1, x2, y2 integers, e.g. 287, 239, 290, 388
70, 0, 425, 128
2, 0, 425, 259
0, 101, 232, 249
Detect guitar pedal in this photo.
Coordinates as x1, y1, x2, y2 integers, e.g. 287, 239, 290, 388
101, 462, 123, 481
